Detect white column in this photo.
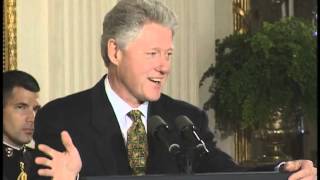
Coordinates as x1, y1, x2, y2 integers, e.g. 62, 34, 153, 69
288, 0, 294, 17
281, 1, 287, 17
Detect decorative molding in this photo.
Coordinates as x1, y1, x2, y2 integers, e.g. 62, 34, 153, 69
234, 129, 250, 163
3, 0, 17, 71
233, 0, 250, 33
233, 0, 251, 163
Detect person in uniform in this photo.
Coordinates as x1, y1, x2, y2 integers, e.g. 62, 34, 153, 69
3, 70, 41, 180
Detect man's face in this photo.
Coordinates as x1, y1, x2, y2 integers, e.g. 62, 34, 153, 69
3, 87, 40, 147
112, 23, 173, 107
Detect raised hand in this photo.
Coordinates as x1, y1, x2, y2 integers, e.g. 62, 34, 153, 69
35, 131, 82, 180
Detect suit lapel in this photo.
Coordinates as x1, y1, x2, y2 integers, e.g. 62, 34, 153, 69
89, 76, 131, 174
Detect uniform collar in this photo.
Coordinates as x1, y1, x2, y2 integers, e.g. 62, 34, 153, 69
3, 141, 25, 151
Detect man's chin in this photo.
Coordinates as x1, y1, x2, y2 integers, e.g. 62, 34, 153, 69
146, 94, 161, 102
21, 136, 33, 145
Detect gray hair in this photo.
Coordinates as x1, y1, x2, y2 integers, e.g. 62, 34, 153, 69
100, 0, 178, 66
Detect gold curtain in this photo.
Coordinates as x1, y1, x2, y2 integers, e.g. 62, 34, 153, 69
3, 0, 17, 71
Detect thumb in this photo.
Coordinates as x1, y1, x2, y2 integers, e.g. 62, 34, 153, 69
284, 160, 302, 171
61, 130, 75, 152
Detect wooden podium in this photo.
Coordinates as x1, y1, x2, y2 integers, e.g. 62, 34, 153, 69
80, 171, 290, 180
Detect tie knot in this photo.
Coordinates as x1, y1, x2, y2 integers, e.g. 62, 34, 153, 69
127, 110, 143, 122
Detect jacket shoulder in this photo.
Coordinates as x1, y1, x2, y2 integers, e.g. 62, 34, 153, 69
158, 94, 204, 115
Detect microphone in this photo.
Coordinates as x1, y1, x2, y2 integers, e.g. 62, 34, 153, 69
148, 115, 181, 155
174, 115, 209, 156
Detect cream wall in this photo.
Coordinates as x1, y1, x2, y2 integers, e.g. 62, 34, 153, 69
16, 0, 235, 158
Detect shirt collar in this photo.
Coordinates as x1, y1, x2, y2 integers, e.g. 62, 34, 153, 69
104, 76, 149, 121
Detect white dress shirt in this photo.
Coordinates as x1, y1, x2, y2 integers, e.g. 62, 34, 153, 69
104, 76, 149, 144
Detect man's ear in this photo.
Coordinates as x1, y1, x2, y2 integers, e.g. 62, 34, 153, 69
107, 39, 122, 66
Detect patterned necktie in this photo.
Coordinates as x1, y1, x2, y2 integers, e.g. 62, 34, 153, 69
127, 110, 148, 176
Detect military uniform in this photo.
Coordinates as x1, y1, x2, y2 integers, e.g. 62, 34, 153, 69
3, 142, 36, 180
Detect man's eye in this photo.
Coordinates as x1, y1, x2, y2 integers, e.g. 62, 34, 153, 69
16, 105, 27, 110
146, 52, 158, 57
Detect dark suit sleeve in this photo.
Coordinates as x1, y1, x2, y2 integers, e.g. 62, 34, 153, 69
34, 101, 66, 152
32, 101, 67, 180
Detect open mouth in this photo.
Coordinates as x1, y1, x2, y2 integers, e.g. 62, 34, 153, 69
148, 78, 161, 85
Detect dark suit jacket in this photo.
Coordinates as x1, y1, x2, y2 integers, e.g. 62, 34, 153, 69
33, 75, 268, 178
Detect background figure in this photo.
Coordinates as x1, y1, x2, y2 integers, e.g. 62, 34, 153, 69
3, 70, 81, 180
33, 0, 316, 180
3, 70, 41, 180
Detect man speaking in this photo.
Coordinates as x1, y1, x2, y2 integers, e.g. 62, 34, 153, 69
33, 0, 317, 180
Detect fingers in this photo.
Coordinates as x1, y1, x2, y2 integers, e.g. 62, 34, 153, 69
284, 160, 302, 171
35, 157, 54, 177
285, 160, 317, 180
284, 160, 314, 171
37, 168, 54, 177
38, 143, 57, 158
35, 157, 51, 167
61, 130, 75, 152
35, 131, 81, 179
288, 167, 317, 180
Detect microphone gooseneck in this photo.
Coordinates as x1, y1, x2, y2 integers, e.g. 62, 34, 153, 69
174, 115, 209, 155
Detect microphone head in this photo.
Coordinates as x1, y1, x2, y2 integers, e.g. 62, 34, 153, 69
148, 115, 169, 136
174, 115, 194, 132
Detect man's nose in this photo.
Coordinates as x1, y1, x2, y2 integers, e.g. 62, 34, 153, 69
157, 56, 171, 74
26, 109, 36, 122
